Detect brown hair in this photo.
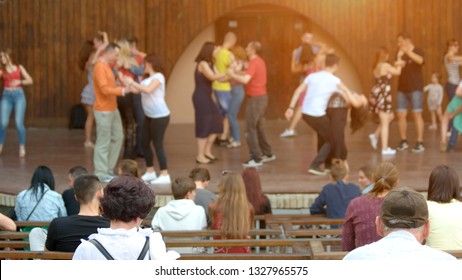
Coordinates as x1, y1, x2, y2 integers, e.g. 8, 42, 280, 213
78, 40, 94, 71
74, 174, 104, 204
101, 176, 155, 222
144, 53, 164, 73
330, 159, 348, 181
325, 53, 340, 67
427, 165, 461, 203
373, 46, 389, 70
118, 159, 140, 178
171, 177, 196, 199
189, 167, 210, 182
210, 173, 254, 239
242, 167, 268, 215
230, 45, 247, 61
369, 161, 399, 196
195, 41, 215, 64
359, 164, 374, 181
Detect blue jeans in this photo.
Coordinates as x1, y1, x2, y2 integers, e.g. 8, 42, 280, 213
228, 85, 245, 142
446, 82, 459, 149
0, 89, 26, 145
214, 90, 232, 115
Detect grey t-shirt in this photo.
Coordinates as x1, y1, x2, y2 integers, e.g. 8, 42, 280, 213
194, 189, 217, 224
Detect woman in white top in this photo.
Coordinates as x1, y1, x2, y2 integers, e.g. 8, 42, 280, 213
123, 54, 171, 185
426, 164, 462, 250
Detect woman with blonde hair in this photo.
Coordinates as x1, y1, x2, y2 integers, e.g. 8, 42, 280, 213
342, 161, 399, 251
0, 49, 33, 157
368, 47, 402, 156
209, 172, 254, 253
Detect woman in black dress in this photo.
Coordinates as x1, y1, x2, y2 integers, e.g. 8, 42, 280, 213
193, 42, 226, 164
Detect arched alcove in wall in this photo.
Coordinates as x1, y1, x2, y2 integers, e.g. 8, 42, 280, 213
166, 4, 363, 124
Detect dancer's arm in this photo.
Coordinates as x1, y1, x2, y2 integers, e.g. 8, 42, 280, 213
18, 65, 33, 86
199, 61, 226, 81
285, 83, 307, 120
403, 46, 424, 65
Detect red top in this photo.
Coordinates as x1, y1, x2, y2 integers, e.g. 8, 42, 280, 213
245, 56, 267, 97
341, 195, 385, 251
1, 66, 21, 88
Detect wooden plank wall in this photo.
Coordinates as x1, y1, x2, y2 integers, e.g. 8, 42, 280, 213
0, 0, 461, 126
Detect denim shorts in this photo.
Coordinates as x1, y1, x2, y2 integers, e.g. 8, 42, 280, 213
396, 90, 423, 112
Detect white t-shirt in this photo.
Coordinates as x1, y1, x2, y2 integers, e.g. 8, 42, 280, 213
140, 73, 170, 118
426, 199, 462, 250
302, 71, 341, 116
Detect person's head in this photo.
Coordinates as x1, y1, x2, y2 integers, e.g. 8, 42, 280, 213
358, 164, 374, 188
212, 172, 253, 238
101, 176, 155, 223
0, 49, 12, 68
78, 40, 95, 71
376, 187, 429, 242
116, 39, 138, 69
68, 166, 88, 188
223, 32, 237, 48
446, 39, 459, 53
374, 46, 389, 68
171, 177, 196, 200
195, 41, 216, 64
189, 167, 210, 189
117, 159, 139, 178
369, 161, 399, 196
30, 165, 55, 197
127, 36, 138, 50
246, 41, 262, 57
330, 159, 348, 182
397, 31, 412, 48
427, 165, 460, 203
73, 174, 104, 205
242, 167, 266, 214
101, 42, 120, 65
93, 33, 105, 49
324, 53, 340, 70
144, 53, 164, 74
431, 73, 441, 84
301, 32, 314, 44
230, 45, 248, 62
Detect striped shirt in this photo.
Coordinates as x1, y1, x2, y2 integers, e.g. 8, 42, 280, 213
444, 54, 460, 85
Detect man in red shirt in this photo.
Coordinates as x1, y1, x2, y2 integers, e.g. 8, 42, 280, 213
228, 41, 275, 167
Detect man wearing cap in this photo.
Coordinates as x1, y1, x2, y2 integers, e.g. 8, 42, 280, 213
344, 187, 456, 260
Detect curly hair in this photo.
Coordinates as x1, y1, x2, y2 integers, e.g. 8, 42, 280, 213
101, 176, 155, 222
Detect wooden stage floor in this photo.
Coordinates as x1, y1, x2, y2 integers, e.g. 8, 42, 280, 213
0, 120, 461, 207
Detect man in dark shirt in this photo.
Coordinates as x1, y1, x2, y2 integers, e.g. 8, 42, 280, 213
395, 32, 425, 153
45, 174, 109, 252
62, 165, 88, 215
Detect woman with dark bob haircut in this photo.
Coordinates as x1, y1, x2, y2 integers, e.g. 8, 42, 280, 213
73, 176, 179, 260
14, 165, 67, 221
426, 165, 462, 250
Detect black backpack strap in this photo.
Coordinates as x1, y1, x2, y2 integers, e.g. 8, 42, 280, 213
137, 236, 150, 260
88, 239, 115, 260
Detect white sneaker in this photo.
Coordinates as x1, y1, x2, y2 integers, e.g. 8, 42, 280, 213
141, 172, 157, 182
368, 134, 378, 150
242, 159, 263, 167
261, 154, 276, 163
151, 174, 171, 185
381, 147, 396, 156
280, 129, 297, 138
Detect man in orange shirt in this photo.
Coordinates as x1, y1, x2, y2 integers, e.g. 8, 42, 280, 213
227, 41, 275, 167
93, 43, 128, 182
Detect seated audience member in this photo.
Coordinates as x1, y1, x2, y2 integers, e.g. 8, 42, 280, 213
344, 187, 456, 260
310, 159, 361, 218
209, 172, 254, 253
426, 165, 462, 250
15, 165, 67, 222
0, 213, 16, 231
62, 166, 88, 216
151, 177, 207, 253
242, 167, 271, 229
29, 175, 110, 252
116, 159, 140, 177
342, 161, 399, 251
189, 167, 217, 225
358, 164, 375, 194
73, 176, 178, 260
